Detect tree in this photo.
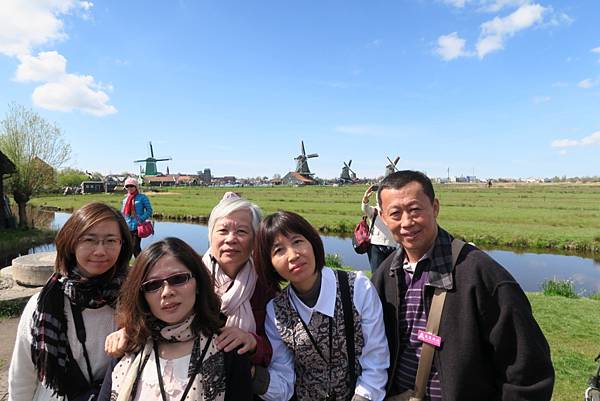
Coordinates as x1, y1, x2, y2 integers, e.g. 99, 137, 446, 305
57, 167, 88, 187
0, 103, 71, 227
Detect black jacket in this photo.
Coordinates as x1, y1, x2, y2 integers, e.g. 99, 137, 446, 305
371, 229, 554, 401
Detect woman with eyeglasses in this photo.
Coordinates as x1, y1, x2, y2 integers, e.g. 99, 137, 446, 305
97, 237, 252, 401
254, 211, 389, 401
8, 202, 132, 401
121, 177, 153, 257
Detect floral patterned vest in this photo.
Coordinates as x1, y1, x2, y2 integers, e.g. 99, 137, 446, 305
272, 270, 364, 401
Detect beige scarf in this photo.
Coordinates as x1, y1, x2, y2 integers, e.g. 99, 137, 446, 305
202, 252, 257, 333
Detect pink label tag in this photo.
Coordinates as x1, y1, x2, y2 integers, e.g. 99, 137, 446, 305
417, 330, 442, 347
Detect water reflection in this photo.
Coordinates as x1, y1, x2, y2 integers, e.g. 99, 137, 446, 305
3, 210, 600, 294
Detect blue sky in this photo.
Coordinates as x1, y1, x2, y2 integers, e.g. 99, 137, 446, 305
0, 0, 599, 179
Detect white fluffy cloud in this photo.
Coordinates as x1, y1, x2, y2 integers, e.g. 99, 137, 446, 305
551, 131, 600, 148
0, 0, 116, 116
15, 51, 67, 82
0, 0, 89, 57
577, 79, 597, 89
443, 0, 470, 8
592, 46, 600, 63
532, 95, 551, 104
436, 2, 561, 60
478, 0, 530, 13
32, 74, 116, 116
435, 32, 471, 60
476, 4, 546, 58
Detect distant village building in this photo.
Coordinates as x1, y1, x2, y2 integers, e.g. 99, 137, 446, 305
0, 150, 16, 228
282, 171, 317, 185
80, 181, 106, 194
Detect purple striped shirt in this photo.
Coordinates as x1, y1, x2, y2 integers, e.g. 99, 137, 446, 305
393, 260, 442, 401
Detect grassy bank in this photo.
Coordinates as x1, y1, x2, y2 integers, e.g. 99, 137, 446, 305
0, 228, 56, 254
31, 183, 600, 253
530, 293, 600, 401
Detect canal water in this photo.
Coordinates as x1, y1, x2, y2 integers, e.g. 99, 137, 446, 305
3, 211, 600, 295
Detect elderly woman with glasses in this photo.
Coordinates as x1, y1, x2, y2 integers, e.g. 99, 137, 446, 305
97, 237, 252, 401
9, 202, 132, 401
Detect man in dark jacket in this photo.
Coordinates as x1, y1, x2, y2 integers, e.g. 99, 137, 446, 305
371, 170, 554, 401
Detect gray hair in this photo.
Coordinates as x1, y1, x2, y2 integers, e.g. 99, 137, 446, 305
207, 196, 263, 245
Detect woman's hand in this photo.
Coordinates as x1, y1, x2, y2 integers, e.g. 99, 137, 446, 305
363, 185, 376, 203
215, 326, 257, 354
104, 327, 128, 358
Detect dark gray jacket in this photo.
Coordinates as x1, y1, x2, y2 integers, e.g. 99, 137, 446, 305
371, 228, 554, 401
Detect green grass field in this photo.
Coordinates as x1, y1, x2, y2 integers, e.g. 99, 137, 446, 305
19, 183, 600, 399
31, 183, 600, 252
530, 293, 600, 401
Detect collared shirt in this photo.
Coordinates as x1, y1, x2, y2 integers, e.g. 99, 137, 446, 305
390, 226, 455, 290
262, 267, 390, 401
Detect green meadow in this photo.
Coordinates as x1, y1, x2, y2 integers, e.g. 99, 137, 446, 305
31, 182, 600, 253
9, 183, 600, 400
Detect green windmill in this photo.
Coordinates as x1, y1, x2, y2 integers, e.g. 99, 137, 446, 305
134, 142, 172, 176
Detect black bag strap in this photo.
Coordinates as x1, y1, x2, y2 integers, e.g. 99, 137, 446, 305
369, 208, 378, 234
70, 303, 95, 386
337, 270, 356, 386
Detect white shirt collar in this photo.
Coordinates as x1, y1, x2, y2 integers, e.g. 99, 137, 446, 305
288, 267, 336, 323
403, 244, 435, 275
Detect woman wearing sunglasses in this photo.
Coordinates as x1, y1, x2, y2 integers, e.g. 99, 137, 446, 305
9, 202, 132, 401
254, 211, 389, 401
98, 237, 252, 401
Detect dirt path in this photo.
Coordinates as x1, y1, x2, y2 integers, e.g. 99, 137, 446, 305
0, 317, 19, 401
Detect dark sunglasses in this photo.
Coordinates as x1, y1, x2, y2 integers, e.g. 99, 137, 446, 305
141, 272, 193, 293
125, 185, 135, 188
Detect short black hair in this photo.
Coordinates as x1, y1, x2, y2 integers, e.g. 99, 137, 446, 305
254, 211, 325, 293
377, 170, 435, 205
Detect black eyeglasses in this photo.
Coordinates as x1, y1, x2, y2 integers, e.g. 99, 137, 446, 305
141, 272, 193, 293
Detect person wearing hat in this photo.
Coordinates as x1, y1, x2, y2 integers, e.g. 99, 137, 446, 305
121, 177, 153, 257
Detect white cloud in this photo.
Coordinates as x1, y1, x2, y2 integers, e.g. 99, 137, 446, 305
592, 46, 600, 63
478, 0, 529, 13
443, 0, 470, 8
368, 39, 382, 48
0, 1, 115, 116
32, 74, 116, 116
546, 11, 574, 27
15, 51, 67, 82
0, 0, 92, 57
476, 4, 546, 58
577, 79, 596, 89
532, 95, 550, 104
551, 139, 578, 148
551, 131, 600, 148
435, 32, 470, 60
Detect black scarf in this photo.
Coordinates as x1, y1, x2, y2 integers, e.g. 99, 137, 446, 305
30, 266, 125, 396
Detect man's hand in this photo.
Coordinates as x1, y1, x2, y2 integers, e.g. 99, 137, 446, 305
215, 326, 257, 354
104, 327, 128, 358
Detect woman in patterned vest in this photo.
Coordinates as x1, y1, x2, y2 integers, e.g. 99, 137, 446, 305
97, 237, 252, 401
254, 211, 389, 401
